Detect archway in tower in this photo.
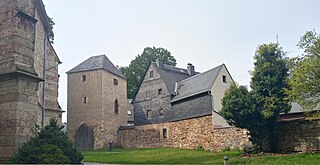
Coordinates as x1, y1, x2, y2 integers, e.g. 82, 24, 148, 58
75, 123, 94, 150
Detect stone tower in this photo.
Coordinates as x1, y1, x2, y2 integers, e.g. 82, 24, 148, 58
67, 55, 127, 149
0, 0, 62, 162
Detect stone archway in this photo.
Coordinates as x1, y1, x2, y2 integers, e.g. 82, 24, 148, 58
75, 123, 94, 150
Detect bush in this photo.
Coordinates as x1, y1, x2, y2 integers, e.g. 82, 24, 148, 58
7, 118, 83, 164
221, 146, 231, 152
243, 145, 261, 155
196, 146, 205, 151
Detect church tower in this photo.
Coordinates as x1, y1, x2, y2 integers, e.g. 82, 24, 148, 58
0, 0, 62, 162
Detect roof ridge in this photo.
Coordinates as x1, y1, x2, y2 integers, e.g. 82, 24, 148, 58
176, 64, 224, 83
66, 55, 125, 78
151, 61, 188, 71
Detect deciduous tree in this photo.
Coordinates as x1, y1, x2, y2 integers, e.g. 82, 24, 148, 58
287, 30, 320, 109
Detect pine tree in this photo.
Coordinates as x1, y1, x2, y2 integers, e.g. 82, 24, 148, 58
7, 119, 83, 164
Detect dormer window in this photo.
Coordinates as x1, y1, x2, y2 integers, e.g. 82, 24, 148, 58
222, 75, 227, 83
149, 71, 154, 78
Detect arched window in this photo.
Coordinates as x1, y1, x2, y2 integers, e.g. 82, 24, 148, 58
114, 99, 119, 114
149, 71, 154, 78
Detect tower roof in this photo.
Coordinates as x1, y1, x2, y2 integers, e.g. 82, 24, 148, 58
66, 55, 125, 78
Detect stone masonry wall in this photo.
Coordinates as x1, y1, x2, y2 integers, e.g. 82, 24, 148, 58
275, 118, 320, 153
119, 115, 251, 151
120, 115, 320, 153
68, 69, 127, 149
0, 0, 62, 162
0, 0, 40, 162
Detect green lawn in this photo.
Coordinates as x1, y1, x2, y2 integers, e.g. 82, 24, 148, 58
82, 148, 320, 164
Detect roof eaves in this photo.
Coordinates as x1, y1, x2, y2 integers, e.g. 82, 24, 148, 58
35, 0, 52, 35
176, 64, 223, 84
171, 90, 210, 103
131, 62, 153, 102
207, 64, 224, 90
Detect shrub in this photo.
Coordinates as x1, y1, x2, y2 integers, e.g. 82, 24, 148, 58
243, 145, 261, 155
196, 146, 205, 151
221, 146, 231, 152
7, 118, 83, 164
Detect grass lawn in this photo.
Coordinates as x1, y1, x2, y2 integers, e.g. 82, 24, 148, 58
82, 148, 320, 164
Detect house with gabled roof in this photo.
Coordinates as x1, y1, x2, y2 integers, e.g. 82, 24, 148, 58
67, 55, 128, 149
132, 59, 232, 128
119, 59, 250, 150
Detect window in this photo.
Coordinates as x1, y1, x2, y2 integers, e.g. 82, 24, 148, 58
159, 108, 164, 117
127, 111, 132, 115
113, 78, 118, 85
158, 88, 162, 95
114, 99, 119, 114
149, 71, 154, 78
163, 128, 167, 138
82, 75, 86, 81
147, 110, 151, 118
222, 75, 227, 83
83, 97, 87, 104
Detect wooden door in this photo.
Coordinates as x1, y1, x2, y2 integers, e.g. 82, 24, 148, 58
75, 123, 94, 150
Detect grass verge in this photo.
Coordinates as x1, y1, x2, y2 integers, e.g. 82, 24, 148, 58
83, 148, 320, 164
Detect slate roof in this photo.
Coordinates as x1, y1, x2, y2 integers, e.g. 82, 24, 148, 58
152, 62, 194, 94
66, 55, 125, 78
171, 64, 224, 103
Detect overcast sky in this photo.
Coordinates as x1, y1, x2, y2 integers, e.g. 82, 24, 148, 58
42, 0, 320, 122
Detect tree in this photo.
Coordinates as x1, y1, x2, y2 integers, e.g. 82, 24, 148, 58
121, 47, 177, 99
287, 30, 320, 109
221, 85, 266, 152
250, 43, 291, 151
7, 119, 83, 164
221, 43, 291, 152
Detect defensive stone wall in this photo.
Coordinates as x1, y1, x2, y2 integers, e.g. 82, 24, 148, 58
275, 118, 320, 153
119, 115, 251, 151
119, 115, 320, 153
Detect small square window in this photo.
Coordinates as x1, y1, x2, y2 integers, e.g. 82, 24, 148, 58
127, 111, 132, 115
147, 110, 151, 118
113, 78, 118, 85
82, 75, 86, 82
159, 108, 164, 117
150, 71, 154, 78
222, 75, 227, 83
163, 128, 167, 138
158, 88, 162, 95
83, 97, 87, 104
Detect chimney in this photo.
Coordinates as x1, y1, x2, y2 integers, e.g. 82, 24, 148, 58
187, 63, 195, 76
156, 59, 164, 69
